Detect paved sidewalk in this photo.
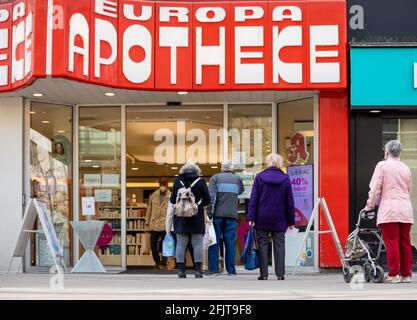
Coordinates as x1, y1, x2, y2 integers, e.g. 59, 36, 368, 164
0, 270, 416, 300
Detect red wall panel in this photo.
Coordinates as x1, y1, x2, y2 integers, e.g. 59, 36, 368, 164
318, 91, 349, 267
117, 0, 154, 89
231, 1, 269, 90
155, 1, 193, 91
64, 0, 91, 82
306, 0, 347, 90
90, 0, 118, 86
268, 1, 307, 90
0, 3, 13, 92
192, 1, 231, 91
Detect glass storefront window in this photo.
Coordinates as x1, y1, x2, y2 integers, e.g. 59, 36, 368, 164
228, 104, 272, 173
278, 98, 314, 167
383, 118, 417, 247
125, 105, 223, 267
29, 102, 72, 267
79, 106, 122, 267
278, 98, 315, 267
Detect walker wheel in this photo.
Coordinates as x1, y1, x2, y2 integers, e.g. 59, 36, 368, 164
369, 265, 385, 283
363, 264, 371, 283
342, 266, 353, 283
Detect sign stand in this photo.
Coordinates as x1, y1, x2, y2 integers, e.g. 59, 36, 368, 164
292, 197, 345, 275
8, 199, 67, 274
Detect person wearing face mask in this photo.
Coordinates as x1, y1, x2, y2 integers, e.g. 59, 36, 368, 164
145, 177, 171, 270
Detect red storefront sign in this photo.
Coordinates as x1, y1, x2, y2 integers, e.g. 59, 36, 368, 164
0, 0, 347, 92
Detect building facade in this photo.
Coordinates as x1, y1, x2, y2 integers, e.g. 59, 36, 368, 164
348, 0, 417, 261
0, 0, 348, 272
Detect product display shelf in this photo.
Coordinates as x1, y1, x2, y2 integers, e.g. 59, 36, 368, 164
98, 205, 122, 263
98, 254, 121, 266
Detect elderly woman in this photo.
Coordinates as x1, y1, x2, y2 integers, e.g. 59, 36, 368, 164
247, 153, 295, 280
365, 140, 414, 283
166, 160, 211, 279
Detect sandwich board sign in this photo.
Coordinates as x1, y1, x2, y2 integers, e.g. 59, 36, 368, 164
8, 198, 66, 273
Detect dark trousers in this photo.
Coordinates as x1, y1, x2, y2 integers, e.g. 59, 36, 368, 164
150, 231, 167, 266
256, 230, 285, 277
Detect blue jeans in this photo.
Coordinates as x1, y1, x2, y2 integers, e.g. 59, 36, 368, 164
208, 217, 237, 274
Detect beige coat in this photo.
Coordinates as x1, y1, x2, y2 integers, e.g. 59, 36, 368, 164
145, 189, 171, 231
366, 157, 414, 226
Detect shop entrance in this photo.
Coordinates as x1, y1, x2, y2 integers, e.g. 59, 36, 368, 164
25, 91, 318, 272
125, 105, 224, 268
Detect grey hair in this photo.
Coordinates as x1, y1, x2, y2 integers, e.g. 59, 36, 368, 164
265, 153, 284, 169
385, 140, 402, 158
179, 160, 202, 176
221, 160, 235, 172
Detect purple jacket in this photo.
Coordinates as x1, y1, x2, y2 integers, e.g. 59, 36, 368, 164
247, 167, 295, 232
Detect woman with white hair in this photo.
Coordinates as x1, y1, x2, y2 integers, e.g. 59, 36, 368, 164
247, 153, 295, 280
166, 160, 211, 278
364, 140, 414, 283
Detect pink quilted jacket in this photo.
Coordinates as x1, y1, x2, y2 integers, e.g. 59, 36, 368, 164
365, 157, 414, 226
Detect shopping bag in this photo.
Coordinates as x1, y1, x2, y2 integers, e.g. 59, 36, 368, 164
142, 232, 151, 254
244, 248, 259, 271
162, 233, 175, 257
240, 226, 259, 270
203, 218, 217, 248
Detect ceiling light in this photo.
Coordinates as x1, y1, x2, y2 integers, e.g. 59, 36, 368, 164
105, 92, 115, 97
211, 166, 218, 169
33, 93, 43, 97
84, 160, 92, 163
57, 130, 65, 133
178, 91, 188, 95
370, 110, 381, 113
92, 165, 100, 168
30, 111, 36, 114
171, 166, 178, 170
41, 120, 50, 124
266, 149, 271, 153
132, 167, 139, 171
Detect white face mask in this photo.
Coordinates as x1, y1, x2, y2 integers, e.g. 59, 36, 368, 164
160, 186, 167, 193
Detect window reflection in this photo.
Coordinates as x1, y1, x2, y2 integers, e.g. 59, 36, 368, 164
30, 102, 72, 267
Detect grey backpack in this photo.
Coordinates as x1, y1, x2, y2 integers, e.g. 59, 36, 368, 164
174, 178, 202, 218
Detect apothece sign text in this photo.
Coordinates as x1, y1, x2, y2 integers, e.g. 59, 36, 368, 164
0, 0, 347, 92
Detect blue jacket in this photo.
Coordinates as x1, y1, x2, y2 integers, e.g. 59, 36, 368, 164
207, 171, 244, 219
247, 167, 295, 232
169, 170, 211, 234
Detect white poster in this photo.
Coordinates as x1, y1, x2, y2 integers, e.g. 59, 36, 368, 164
82, 197, 96, 216
84, 174, 101, 187
34, 199, 64, 258
94, 189, 112, 202
102, 174, 120, 187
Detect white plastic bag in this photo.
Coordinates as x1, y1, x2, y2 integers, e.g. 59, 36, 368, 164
203, 218, 217, 248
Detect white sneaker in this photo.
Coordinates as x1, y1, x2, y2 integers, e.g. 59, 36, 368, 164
384, 275, 401, 283
401, 276, 412, 283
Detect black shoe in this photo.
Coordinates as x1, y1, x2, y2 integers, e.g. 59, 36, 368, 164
258, 276, 268, 280
194, 262, 203, 279
153, 263, 160, 270
277, 276, 285, 280
177, 263, 186, 278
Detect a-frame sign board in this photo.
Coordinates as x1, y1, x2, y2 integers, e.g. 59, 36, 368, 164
293, 197, 346, 275
8, 199, 67, 274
